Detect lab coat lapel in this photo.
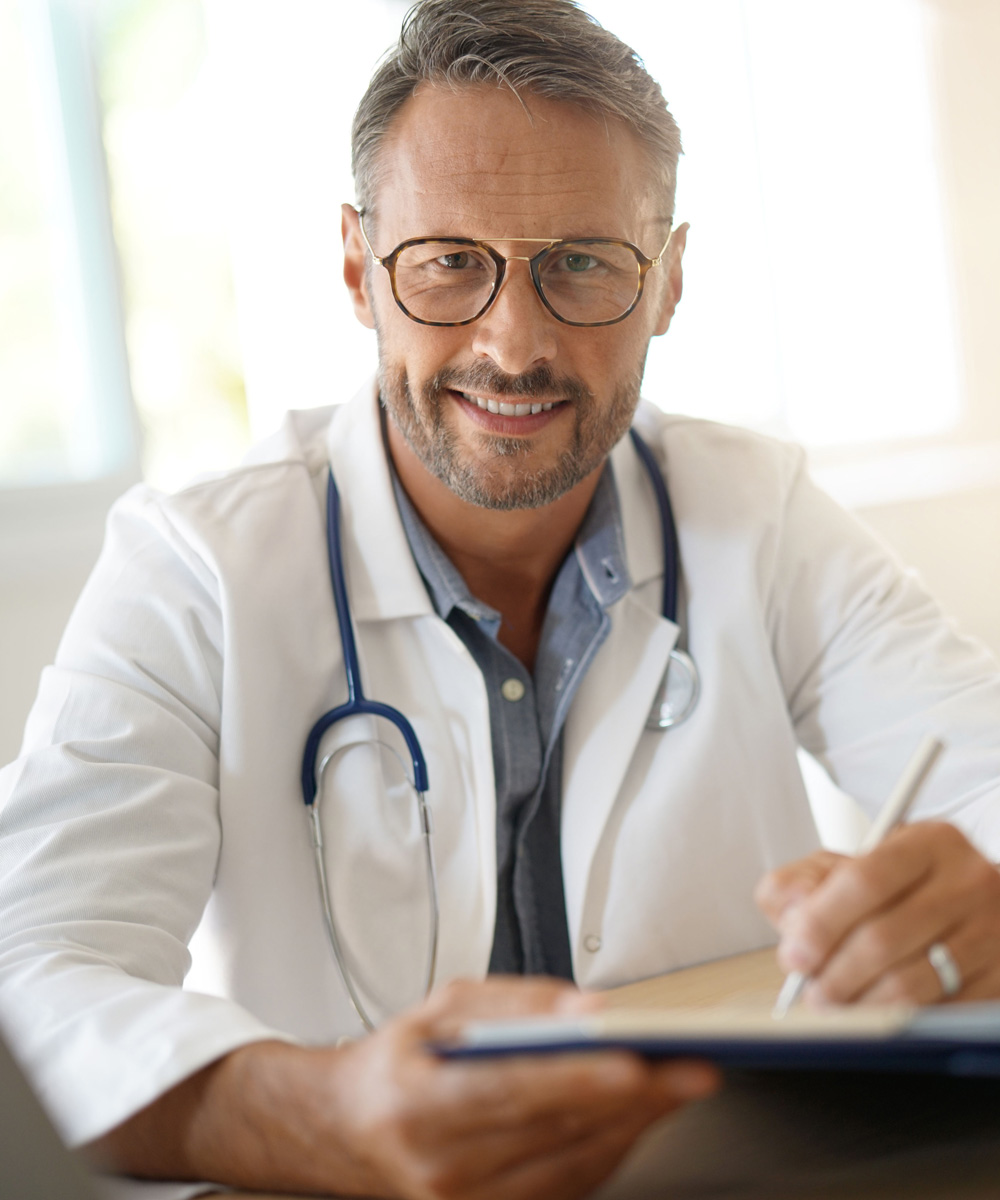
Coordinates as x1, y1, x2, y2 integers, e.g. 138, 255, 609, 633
560, 427, 680, 950
326, 381, 435, 623
321, 383, 497, 978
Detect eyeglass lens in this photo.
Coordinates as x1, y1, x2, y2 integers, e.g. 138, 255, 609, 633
391, 241, 643, 324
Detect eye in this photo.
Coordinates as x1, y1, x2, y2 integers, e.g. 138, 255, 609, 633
437, 251, 474, 269
559, 252, 599, 273
428, 246, 493, 272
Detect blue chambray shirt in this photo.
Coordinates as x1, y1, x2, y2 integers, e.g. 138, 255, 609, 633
390, 461, 631, 979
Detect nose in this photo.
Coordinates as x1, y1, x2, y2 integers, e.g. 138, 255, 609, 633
469, 259, 559, 375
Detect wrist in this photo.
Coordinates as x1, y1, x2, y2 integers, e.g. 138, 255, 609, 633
186, 1039, 380, 1196
88, 1039, 380, 1197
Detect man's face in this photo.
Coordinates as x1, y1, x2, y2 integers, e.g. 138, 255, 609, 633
343, 85, 685, 511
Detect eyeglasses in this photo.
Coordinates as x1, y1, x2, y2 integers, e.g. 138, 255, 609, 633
358, 210, 672, 328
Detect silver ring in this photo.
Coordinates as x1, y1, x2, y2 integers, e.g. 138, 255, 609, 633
927, 942, 962, 998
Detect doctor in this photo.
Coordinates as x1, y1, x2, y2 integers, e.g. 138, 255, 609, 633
4, 2, 1000, 1198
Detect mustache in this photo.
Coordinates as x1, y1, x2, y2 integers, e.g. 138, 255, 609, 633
428, 363, 593, 403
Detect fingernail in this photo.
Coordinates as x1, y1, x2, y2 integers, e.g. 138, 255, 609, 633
804, 979, 831, 1008
780, 937, 816, 973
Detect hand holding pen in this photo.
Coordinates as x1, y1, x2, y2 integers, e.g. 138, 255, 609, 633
756, 735, 1000, 1011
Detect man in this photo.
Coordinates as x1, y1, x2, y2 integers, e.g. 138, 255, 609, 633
3, 2, 1000, 1197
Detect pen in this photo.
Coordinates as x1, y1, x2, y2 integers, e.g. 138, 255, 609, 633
772, 734, 945, 1020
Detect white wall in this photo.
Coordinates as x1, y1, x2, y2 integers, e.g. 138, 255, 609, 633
0, 482, 119, 765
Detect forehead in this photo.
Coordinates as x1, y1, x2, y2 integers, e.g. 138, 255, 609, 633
373, 84, 663, 241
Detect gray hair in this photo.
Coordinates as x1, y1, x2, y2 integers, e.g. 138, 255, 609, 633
352, 0, 682, 220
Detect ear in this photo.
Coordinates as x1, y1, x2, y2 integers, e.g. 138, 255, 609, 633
342, 203, 376, 330
651, 221, 688, 337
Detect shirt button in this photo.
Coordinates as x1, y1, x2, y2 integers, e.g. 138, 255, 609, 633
500, 678, 525, 702
583, 934, 602, 953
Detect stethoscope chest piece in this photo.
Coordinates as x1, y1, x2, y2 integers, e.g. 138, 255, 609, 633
646, 647, 700, 730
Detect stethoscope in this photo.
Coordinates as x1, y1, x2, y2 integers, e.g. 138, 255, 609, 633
300, 427, 699, 1030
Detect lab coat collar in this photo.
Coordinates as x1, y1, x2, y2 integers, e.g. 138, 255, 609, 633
609, 405, 672, 595
326, 380, 436, 623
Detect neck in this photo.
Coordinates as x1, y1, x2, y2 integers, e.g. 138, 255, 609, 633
385, 418, 601, 670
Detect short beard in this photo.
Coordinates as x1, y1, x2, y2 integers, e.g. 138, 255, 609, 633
377, 358, 643, 511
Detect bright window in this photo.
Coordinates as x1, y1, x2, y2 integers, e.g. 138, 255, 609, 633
586, 0, 963, 449
0, 0, 974, 495
97, 0, 249, 489
202, 0, 405, 441
0, 0, 136, 487
0, 0, 250, 495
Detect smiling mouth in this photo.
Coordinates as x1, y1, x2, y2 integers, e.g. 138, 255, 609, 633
457, 390, 560, 417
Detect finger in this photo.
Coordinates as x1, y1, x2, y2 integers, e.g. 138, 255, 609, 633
407, 1057, 716, 1188
354, 986, 669, 1161
792, 825, 1000, 999
854, 946, 958, 1006
337, 1045, 650, 1192
460, 1090, 685, 1200
754, 851, 845, 924
855, 918, 1000, 1005
380, 976, 599, 1060
420, 1049, 709, 1133
808, 878, 973, 1003
776, 832, 933, 976
411, 976, 602, 1042
470, 1121, 651, 1200
951, 962, 1000, 1001
396, 1096, 633, 1188
647, 1057, 721, 1105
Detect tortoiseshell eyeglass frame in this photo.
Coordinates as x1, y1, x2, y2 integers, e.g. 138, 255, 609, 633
357, 209, 673, 328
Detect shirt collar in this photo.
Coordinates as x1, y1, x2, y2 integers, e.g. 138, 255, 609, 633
389, 454, 632, 625
572, 465, 632, 610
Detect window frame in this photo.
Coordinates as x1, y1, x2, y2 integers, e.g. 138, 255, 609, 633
0, 0, 141, 574
1, 0, 140, 496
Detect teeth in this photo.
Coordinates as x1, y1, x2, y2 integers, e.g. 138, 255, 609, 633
461, 391, 558, 417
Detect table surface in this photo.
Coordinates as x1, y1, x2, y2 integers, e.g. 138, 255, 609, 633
603, 945, 784, 1011
218, 947, 1000, 1200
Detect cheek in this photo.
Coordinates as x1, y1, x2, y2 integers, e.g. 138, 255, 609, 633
574, 324, 651, 380
374, 305, 475, 376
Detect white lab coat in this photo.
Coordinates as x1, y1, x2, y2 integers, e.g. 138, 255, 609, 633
2, 380, 1000, 1150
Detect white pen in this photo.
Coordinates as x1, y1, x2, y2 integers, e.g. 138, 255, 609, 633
772, 734, 945, 1020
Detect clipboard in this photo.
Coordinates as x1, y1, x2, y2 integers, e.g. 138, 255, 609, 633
433, 1004, 1000, 1077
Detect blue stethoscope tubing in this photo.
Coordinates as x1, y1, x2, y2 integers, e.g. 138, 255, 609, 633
627, 429, 701, 731
301, 471, 429, 801
301, 467, 437, 1031
301, 426, 698, 1029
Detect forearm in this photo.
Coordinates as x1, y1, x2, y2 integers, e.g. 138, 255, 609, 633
85, 1039, 376, 1196
85, 979, 719, 1200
